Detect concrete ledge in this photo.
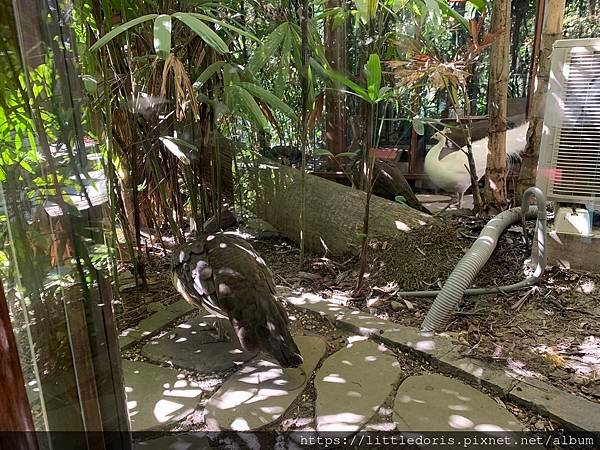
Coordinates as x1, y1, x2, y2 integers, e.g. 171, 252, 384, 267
509, 377, 600, 432
281, 290, 600, 432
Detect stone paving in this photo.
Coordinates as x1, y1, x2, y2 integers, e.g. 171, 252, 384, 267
394, 374, 522, 432
122, 359, 203, 431
141, 314, 255, 374
205, 335, 326, 430
315, 339, 401, 434
122, 291, 599, 448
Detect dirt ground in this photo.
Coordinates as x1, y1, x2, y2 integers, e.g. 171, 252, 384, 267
115, 211, 599, 434
248, 216, 600, 405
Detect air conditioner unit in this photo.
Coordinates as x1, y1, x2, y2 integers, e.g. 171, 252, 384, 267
536, 38, 600, 271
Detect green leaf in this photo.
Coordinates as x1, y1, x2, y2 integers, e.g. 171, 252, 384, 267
365, 54, 381, 102
81, 75, 97, 93
412, 117, 425, 135
173, 13, 229, 54
247, 22, 288, 73
378, 86, 392, 100
89, 14, 158, 52
159, 136, 198, 165
435, 0, 469, 30
153, 15, 172, 59
334, 151, 358, 158
189, 14, 258, 42
467, 0, 486, 12
311, 59, 370, 102
314, 148, 333, 157
227, 85, 269, 130
356, 0, 379, 24
193, 61, 226, 90
236, 82, 296, 120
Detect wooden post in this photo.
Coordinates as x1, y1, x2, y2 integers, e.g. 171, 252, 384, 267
485, 0, 511, 208
0, 279, 39, 450
517, 0, 566, 199
324, 0, 346, 157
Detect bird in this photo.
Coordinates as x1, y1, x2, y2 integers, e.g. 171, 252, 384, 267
171, 231, 304, 368
425, 122, 529, 208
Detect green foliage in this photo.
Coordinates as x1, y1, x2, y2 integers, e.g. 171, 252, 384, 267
153, 15, 172, 59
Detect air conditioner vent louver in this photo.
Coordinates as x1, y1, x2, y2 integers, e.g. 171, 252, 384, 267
537, 39, 600, 204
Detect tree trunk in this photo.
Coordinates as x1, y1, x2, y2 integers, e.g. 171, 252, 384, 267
244, 157, 433, 256
485, 0, 511, 209
526, 0, 546, 120
516, 0, 566, 200
324, 0, 347, 158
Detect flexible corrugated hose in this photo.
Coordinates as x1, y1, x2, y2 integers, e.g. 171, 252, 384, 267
416, 187, 547, 332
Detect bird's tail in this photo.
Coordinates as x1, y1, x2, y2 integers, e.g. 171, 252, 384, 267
469, 121, 529, 166
232, 296, 304, 368
265, 332, 304, 368
506, 122, 529, 161
263, 300, 303, 368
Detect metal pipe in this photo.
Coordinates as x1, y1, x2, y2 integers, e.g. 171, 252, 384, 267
417, 187, 546, 332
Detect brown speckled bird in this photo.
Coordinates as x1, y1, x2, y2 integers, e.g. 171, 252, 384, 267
171, 232, 303, 368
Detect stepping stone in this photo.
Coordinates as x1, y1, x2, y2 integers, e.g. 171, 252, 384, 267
394, 374, 522, 432
141, 314, 255, 374
119, 299, 195, 349
134, 433, 210, 450
204, 336, 326, 430
122, 359, 203, 431
315, 339, 402, 434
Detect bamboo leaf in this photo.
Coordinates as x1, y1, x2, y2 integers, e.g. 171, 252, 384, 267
467, 0, 486, 12
173, 13, 229, 54
227, 85, 269, 130
236, 82, 296, 120
412, 117, 425, 135
153, 15, 172, 59
334, 151, 358, 158
193, 61, 226, 90
435, 0, 469, 30
356, 0, 378, 24
89, 14, 158, 52
311, 59, 369, 102
365, 53, 381, 102
159, 136, 198, 165
314, 148, 333, 157
247, 22, 288, 73
189, 13, 258, 42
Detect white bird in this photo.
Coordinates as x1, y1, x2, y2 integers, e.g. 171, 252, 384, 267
425, 122, 529, 208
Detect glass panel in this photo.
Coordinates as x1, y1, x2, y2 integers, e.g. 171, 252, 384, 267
0, 0, 130, 448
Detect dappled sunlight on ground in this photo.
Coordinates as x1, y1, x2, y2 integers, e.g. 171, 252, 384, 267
204, 336, 326, 431
122, 360, 204, 431
394, 374, 522, 432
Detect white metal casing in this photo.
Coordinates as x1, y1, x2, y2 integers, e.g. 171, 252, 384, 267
536, 38, 600, 207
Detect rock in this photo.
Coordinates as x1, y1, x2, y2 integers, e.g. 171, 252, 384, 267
204, 336, 326, 430
391, 301, 403, 312
122, 359, 203, 431
394, 374, 522, 432
315, 340, 402, 434
141, 313, 255, 374
535, 420, 546, 430
241, 218, 281, 239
